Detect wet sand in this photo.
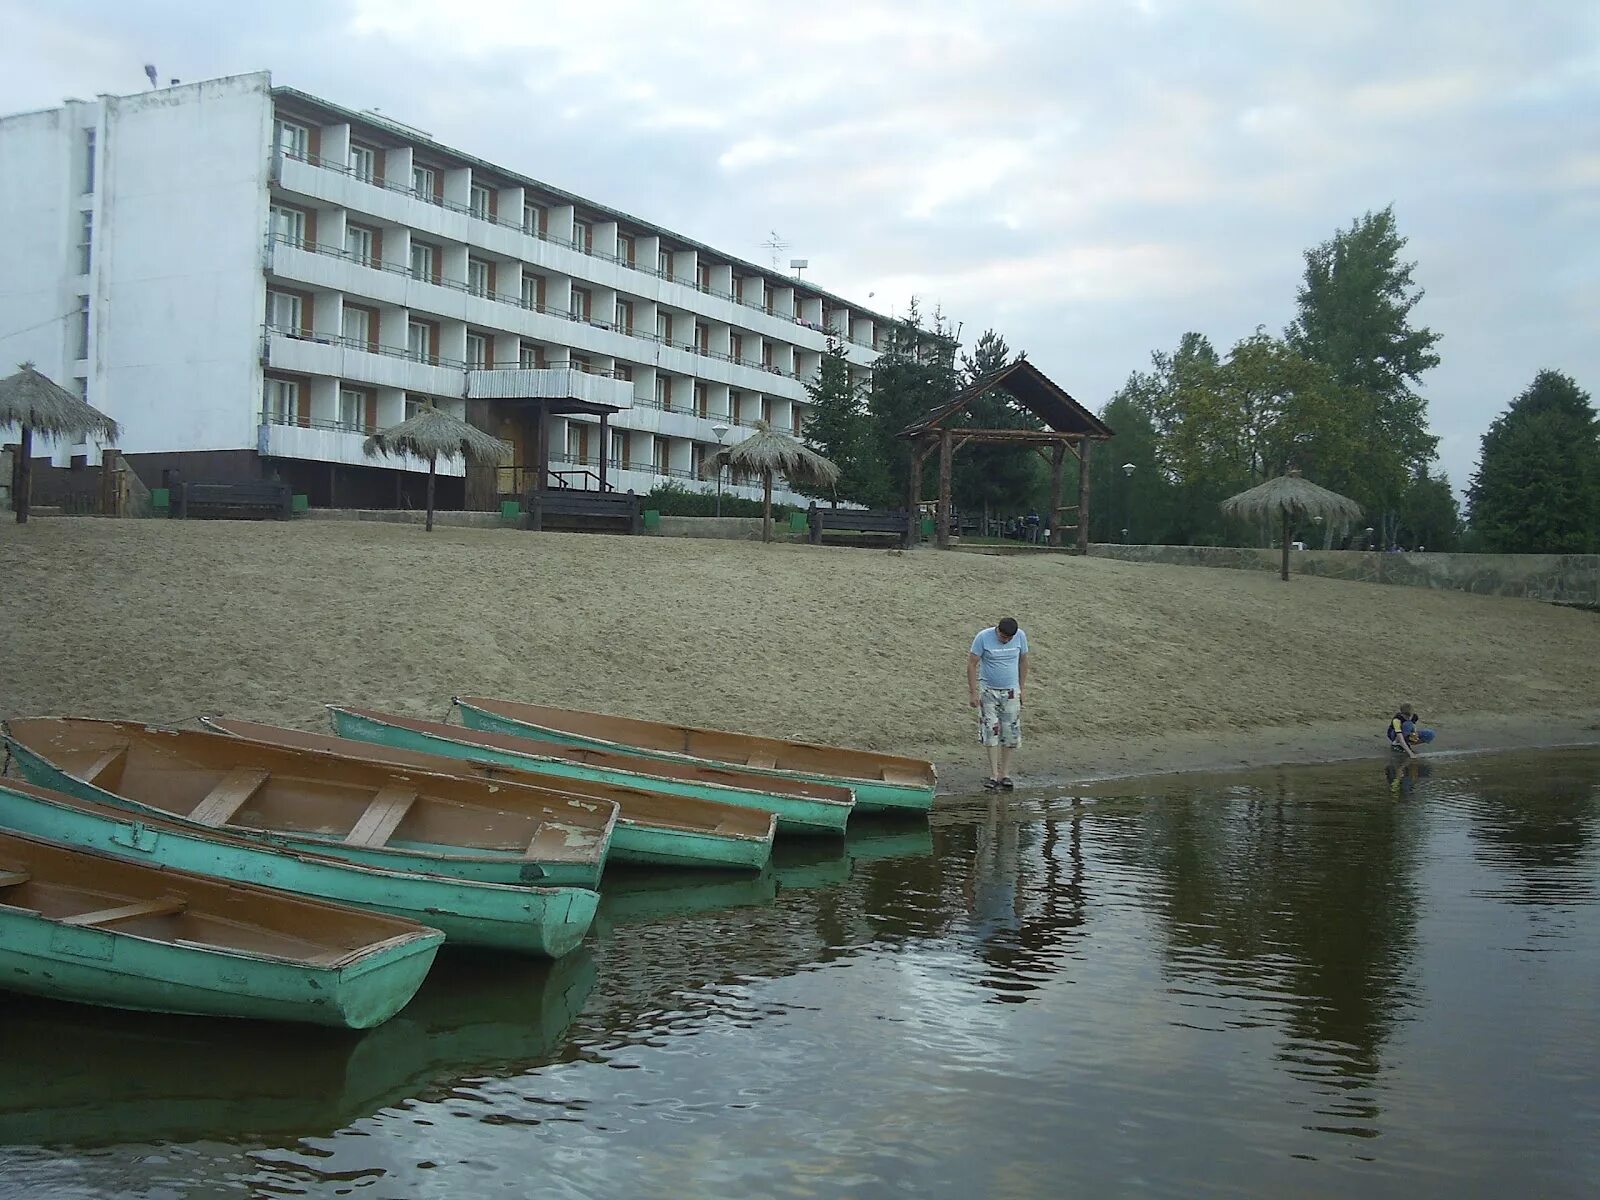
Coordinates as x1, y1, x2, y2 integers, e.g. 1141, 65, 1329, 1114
3, 518, 1596, 792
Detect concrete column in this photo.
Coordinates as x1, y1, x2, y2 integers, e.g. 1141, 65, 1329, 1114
443, 167, 472, 210
320, 123, 351, 168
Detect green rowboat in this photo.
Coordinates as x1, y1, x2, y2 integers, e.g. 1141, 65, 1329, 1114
201, 716, 776, 872
4, 718, 614, 889
0, 825, 443, 1028
0, 778, 597, 957
327, 706, 855, 837
453, 695, 937, 816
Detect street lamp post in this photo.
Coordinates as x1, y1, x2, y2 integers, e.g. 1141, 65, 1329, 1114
1312, 513, 1323, 550
711, 422, 731, 517
1121, 462, 1136, 543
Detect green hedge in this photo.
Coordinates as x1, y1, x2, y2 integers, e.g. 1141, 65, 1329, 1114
641, 481, 800, 520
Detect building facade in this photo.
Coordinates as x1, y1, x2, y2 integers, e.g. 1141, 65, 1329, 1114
0, 72, 892, 509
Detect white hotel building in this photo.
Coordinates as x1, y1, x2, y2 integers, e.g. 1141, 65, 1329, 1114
0, 72, 893, 510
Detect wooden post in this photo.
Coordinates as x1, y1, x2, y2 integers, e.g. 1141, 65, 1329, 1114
1077, 438, 1092, 555
425, 454, 437, 533
328, 462, 337, 510
1280, 510, 1290, 582
1048, 443, 1065, 547
14, 426, 30, 524
936, 429, 953, 549
598, 411, 610, 493
906, 440, 926, 548
99, 448, 119, 516
534, 400, 549, 491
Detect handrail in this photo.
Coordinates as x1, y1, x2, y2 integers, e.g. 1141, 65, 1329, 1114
278, 148, 879, 346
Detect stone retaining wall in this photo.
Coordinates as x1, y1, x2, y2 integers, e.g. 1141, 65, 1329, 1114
1088, 544, 1600, 606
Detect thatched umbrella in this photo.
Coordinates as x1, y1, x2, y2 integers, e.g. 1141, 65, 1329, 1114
1220, 468, 1362, 581
364, 404, 510, 532
0, 362, 120, 524
707, 420, 839, 543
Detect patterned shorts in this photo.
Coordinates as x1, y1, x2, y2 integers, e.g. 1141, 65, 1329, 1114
978, 687, 1022, 748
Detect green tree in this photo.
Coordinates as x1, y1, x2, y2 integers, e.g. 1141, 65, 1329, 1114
1394, 467, 1461, 551
799, 338, 872, 505
951, 330, 1044, 521
1285, 206, 1442, 533
863, 300, 960, 510
1466, 370, 1599, 553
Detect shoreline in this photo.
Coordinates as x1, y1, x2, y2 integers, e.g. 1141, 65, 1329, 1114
932, 709, 1600, 796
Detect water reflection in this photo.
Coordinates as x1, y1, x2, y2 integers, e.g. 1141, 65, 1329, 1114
1463, 752, 1600, 905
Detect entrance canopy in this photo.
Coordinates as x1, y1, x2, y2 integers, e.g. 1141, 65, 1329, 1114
898, 358, 1114, 550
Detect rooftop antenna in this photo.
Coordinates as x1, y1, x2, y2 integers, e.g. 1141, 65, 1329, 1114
143, 64, 158, 89
760, 230, 790, 269
789, 258, 809, 278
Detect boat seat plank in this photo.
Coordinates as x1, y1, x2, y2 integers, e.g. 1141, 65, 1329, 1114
745, 754, 777, 770
880, 770, 923, 786
188, 766, 272, 826
61, 896, 187, 927
0, 869, 31, 889
72, 743, 129, 786
346, 786, 417, 848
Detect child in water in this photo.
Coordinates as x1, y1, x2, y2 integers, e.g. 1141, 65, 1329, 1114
1387, 703, 1435, 758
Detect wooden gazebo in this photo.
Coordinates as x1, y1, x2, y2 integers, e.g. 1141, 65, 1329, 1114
898, 359, 1114, 551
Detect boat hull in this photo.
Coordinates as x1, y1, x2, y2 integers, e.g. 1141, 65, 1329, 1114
454, 700, 935, 816
330, 708, 852, 837
0, 781, 596, 958
4, 740, 602, 890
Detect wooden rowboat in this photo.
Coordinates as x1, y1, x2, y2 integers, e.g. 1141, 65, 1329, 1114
453, 695, 937, 815
326, 705, 855, 837
3, 718, 615, 888
0, 827, 442, 1028
0, 778, 598, 957
201, 716, 776, 872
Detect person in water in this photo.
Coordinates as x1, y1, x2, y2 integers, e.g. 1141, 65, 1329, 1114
968, 616, 1029, 791
1387, 703, 1435, 758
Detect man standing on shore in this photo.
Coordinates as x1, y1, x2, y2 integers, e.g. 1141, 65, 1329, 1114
968, 616, 1029, 791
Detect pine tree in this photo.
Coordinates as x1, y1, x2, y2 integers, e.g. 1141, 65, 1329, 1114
799, 338, 870, 504
863, 300, 960, 510
951, 330, 1044, 521
1466, 370, 1598, 552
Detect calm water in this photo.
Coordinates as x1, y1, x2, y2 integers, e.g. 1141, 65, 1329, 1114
2, 750, 1598, 1199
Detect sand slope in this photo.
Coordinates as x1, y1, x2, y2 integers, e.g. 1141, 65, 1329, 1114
2, 519, 1596, 788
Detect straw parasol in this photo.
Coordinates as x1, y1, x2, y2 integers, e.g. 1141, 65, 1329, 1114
364, 404, 510, 532
0, 362, 121, 524
707, 420, 839, 543
1220, 468, 1362, 581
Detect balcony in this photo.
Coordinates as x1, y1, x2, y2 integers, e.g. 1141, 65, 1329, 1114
257, 413, 463, 475
466, 367, 634, 410
262, 325, 466, 395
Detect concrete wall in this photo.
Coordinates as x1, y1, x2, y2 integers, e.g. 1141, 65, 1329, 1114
1089, 544, 1600, 606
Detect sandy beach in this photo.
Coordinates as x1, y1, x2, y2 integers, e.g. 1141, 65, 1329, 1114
2, 518, 1596, 793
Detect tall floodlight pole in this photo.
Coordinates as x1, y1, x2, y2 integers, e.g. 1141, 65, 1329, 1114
712, 422, 731, 516
1121, 462, 1137, 543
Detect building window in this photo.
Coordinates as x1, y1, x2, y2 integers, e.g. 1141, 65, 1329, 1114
263, 377, 299, 424
341, 305, 373, 350
697, 263, 712, 292
409, 240, 437, 283
572, 219, 591, 253
657, 247, 672, 278
467, 258, 490, 297
653, 438, 669, 476
77, 210, 92, 275
339, 387, 370, 432
565, 421, 589, 463
614, 299, 633, 334
728, 390, 741, 422
349, 143, 376, 181
344, 223, 376, 267
466, 332, 489, 369
519, 341, 542, 369
656, 311, 672, 344
761, 395, 773, 424
266, 289, 304, 334
75, 296, 90, 359
521, 274, 544, 311
610, 429, 627, 471
82, 128, 96, 194
274, 119, 311, 160
407, 321, 431, 364
570, 355, 591, 375
730, 333, 744, 364
655, 375, 672, 411
270, 204, 307, 248
469, 183, 493, 219
616, 233, 635, 266
569, 287, 590, 323
405, 393, 428, 419
694, 382, 708, 417
695, 322, 709, 354
762, 341, 774, 369
613, 364, 633, 383
731, 276, 744, 304
411, 164, 437, 202
523, 202, 545, 236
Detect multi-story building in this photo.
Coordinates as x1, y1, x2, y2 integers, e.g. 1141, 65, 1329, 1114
0, 72, 893, 510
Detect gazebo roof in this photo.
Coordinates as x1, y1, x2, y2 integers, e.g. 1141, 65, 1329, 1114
898, 358, 1114, 440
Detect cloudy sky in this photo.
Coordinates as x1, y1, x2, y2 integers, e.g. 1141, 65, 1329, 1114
2, 0, 1594, 490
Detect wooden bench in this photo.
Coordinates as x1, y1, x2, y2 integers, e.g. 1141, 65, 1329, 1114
188, 767, 270, 826
525, 488, 642, 534
746, 754, 777, 770
807, 504, 915, 547
0, 869, 30, 889
345, 786, 417, 848
174, 481, 293, 520
62, 895, 186, 927
71, 743, 129, 788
